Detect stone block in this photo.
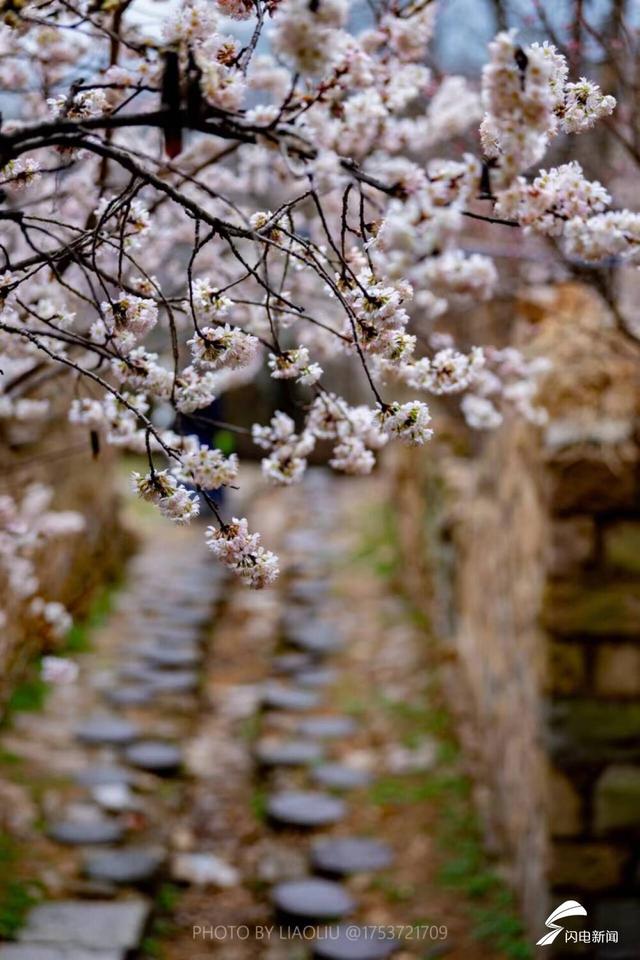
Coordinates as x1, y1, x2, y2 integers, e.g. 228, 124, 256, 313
604, 522, 640, 576
550, 701, 640, 765
548, 768, 584, 837
550, 517, 596, 576
548, 453, 638, 514
594, 898, 640, 959
549, 642, 587, 695
18, 900, 150, 950
594, 764, 640, 834
595, 645, 640, 697
0, 948, 122, 960
550, 842, 627, 891
543, 582, 640, 637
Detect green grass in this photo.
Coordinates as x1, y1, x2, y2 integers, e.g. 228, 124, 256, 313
140, 884, 183, 959
250, 787, 268, 822
350, 501, 401, 580
63, 577, 122, 653
0, 834, 42, 939
239, 712, 261, 742
0, 747, 22, 767
155, 883, 181, 913
357, 502, 533, 960
1, 577, 123, 729
5, 677, 49, 716
370, 875, 415, 902
369, 699, 532, 958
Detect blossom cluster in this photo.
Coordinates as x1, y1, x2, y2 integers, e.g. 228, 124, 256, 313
0, 0, 635, 588
206, 518, 280, 589
0, 484, 84, 637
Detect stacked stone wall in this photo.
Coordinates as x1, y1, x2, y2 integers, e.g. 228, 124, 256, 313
392, 284, 640, 951
0, 382, 131, 714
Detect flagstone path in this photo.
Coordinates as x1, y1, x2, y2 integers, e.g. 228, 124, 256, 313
0, 471, 517, 960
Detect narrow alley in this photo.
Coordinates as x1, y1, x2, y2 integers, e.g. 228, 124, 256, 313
0, 472, 528, 960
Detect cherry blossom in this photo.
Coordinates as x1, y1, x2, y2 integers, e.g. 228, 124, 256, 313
0, 0, 634, 589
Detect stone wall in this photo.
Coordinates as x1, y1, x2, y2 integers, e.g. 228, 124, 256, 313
0, 382, 131, 715
392, 283, 640, 950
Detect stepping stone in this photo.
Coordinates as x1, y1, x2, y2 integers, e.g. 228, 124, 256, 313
311, 837, 393, 875
75, 715, 139, 747
120, 664, 198, 693
281, 609, 309, 632
147, 670, 199, 694
272, 653, 314, 674
297, 716, 357, 740
134, 618, 197, 635
84, 847, 164, 885
141, 644, 201, 669
142, 607, 207, 627
289, 580, 331, 603
171, 852, 239, 887
272, 877, 355, 920
47, 818, 124, 845
74, 766, 134, 788
104, 685, 154, 707
119, 663, 159, 684
312, 927, 400, 959
17, 899, 149, 950
295, 667, 337, 688
311, 763, 372, 790
261, 683, 321, 712
91, 783, 140, 813
0, 947, 122, 960
255, 739, 324, 767
124, 740, 182, 773
267, 791, 346, 828
287, 624, 344, 655
151, 632, 202, 648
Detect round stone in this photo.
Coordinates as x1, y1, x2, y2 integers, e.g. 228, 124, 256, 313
124, 740, 182, 773
281, 610, 310, 634
141, 606, 207, 627
311, 764, 372, 790
272, 878, 355, 920
142, 645, 201, 669
152, 633, 203, 649
289, 580, 331, 603
48, 818, 123, 845
146, 670, 199, 694
297, 716, 357, 740
312, 928, 400, 959
84, 847, 164, 884
311, 838, 393, 875
295, 668, 337, 689
272, 653, 314, 674
104, 685, 154, 707
287, 624, 344, 655
74, 766, 134, 788
255, 739, 324, 767
75, 716, 139, 747
262, 683, 321, 712
267, 791, 346, 828
119, 663, 159, 684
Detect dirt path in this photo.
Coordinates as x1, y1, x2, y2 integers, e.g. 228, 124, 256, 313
0, 470, 530, 960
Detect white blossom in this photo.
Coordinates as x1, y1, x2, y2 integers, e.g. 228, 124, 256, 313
206, 518, 279, 588
42, 655, 79, 685
377, 401, 433, 446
